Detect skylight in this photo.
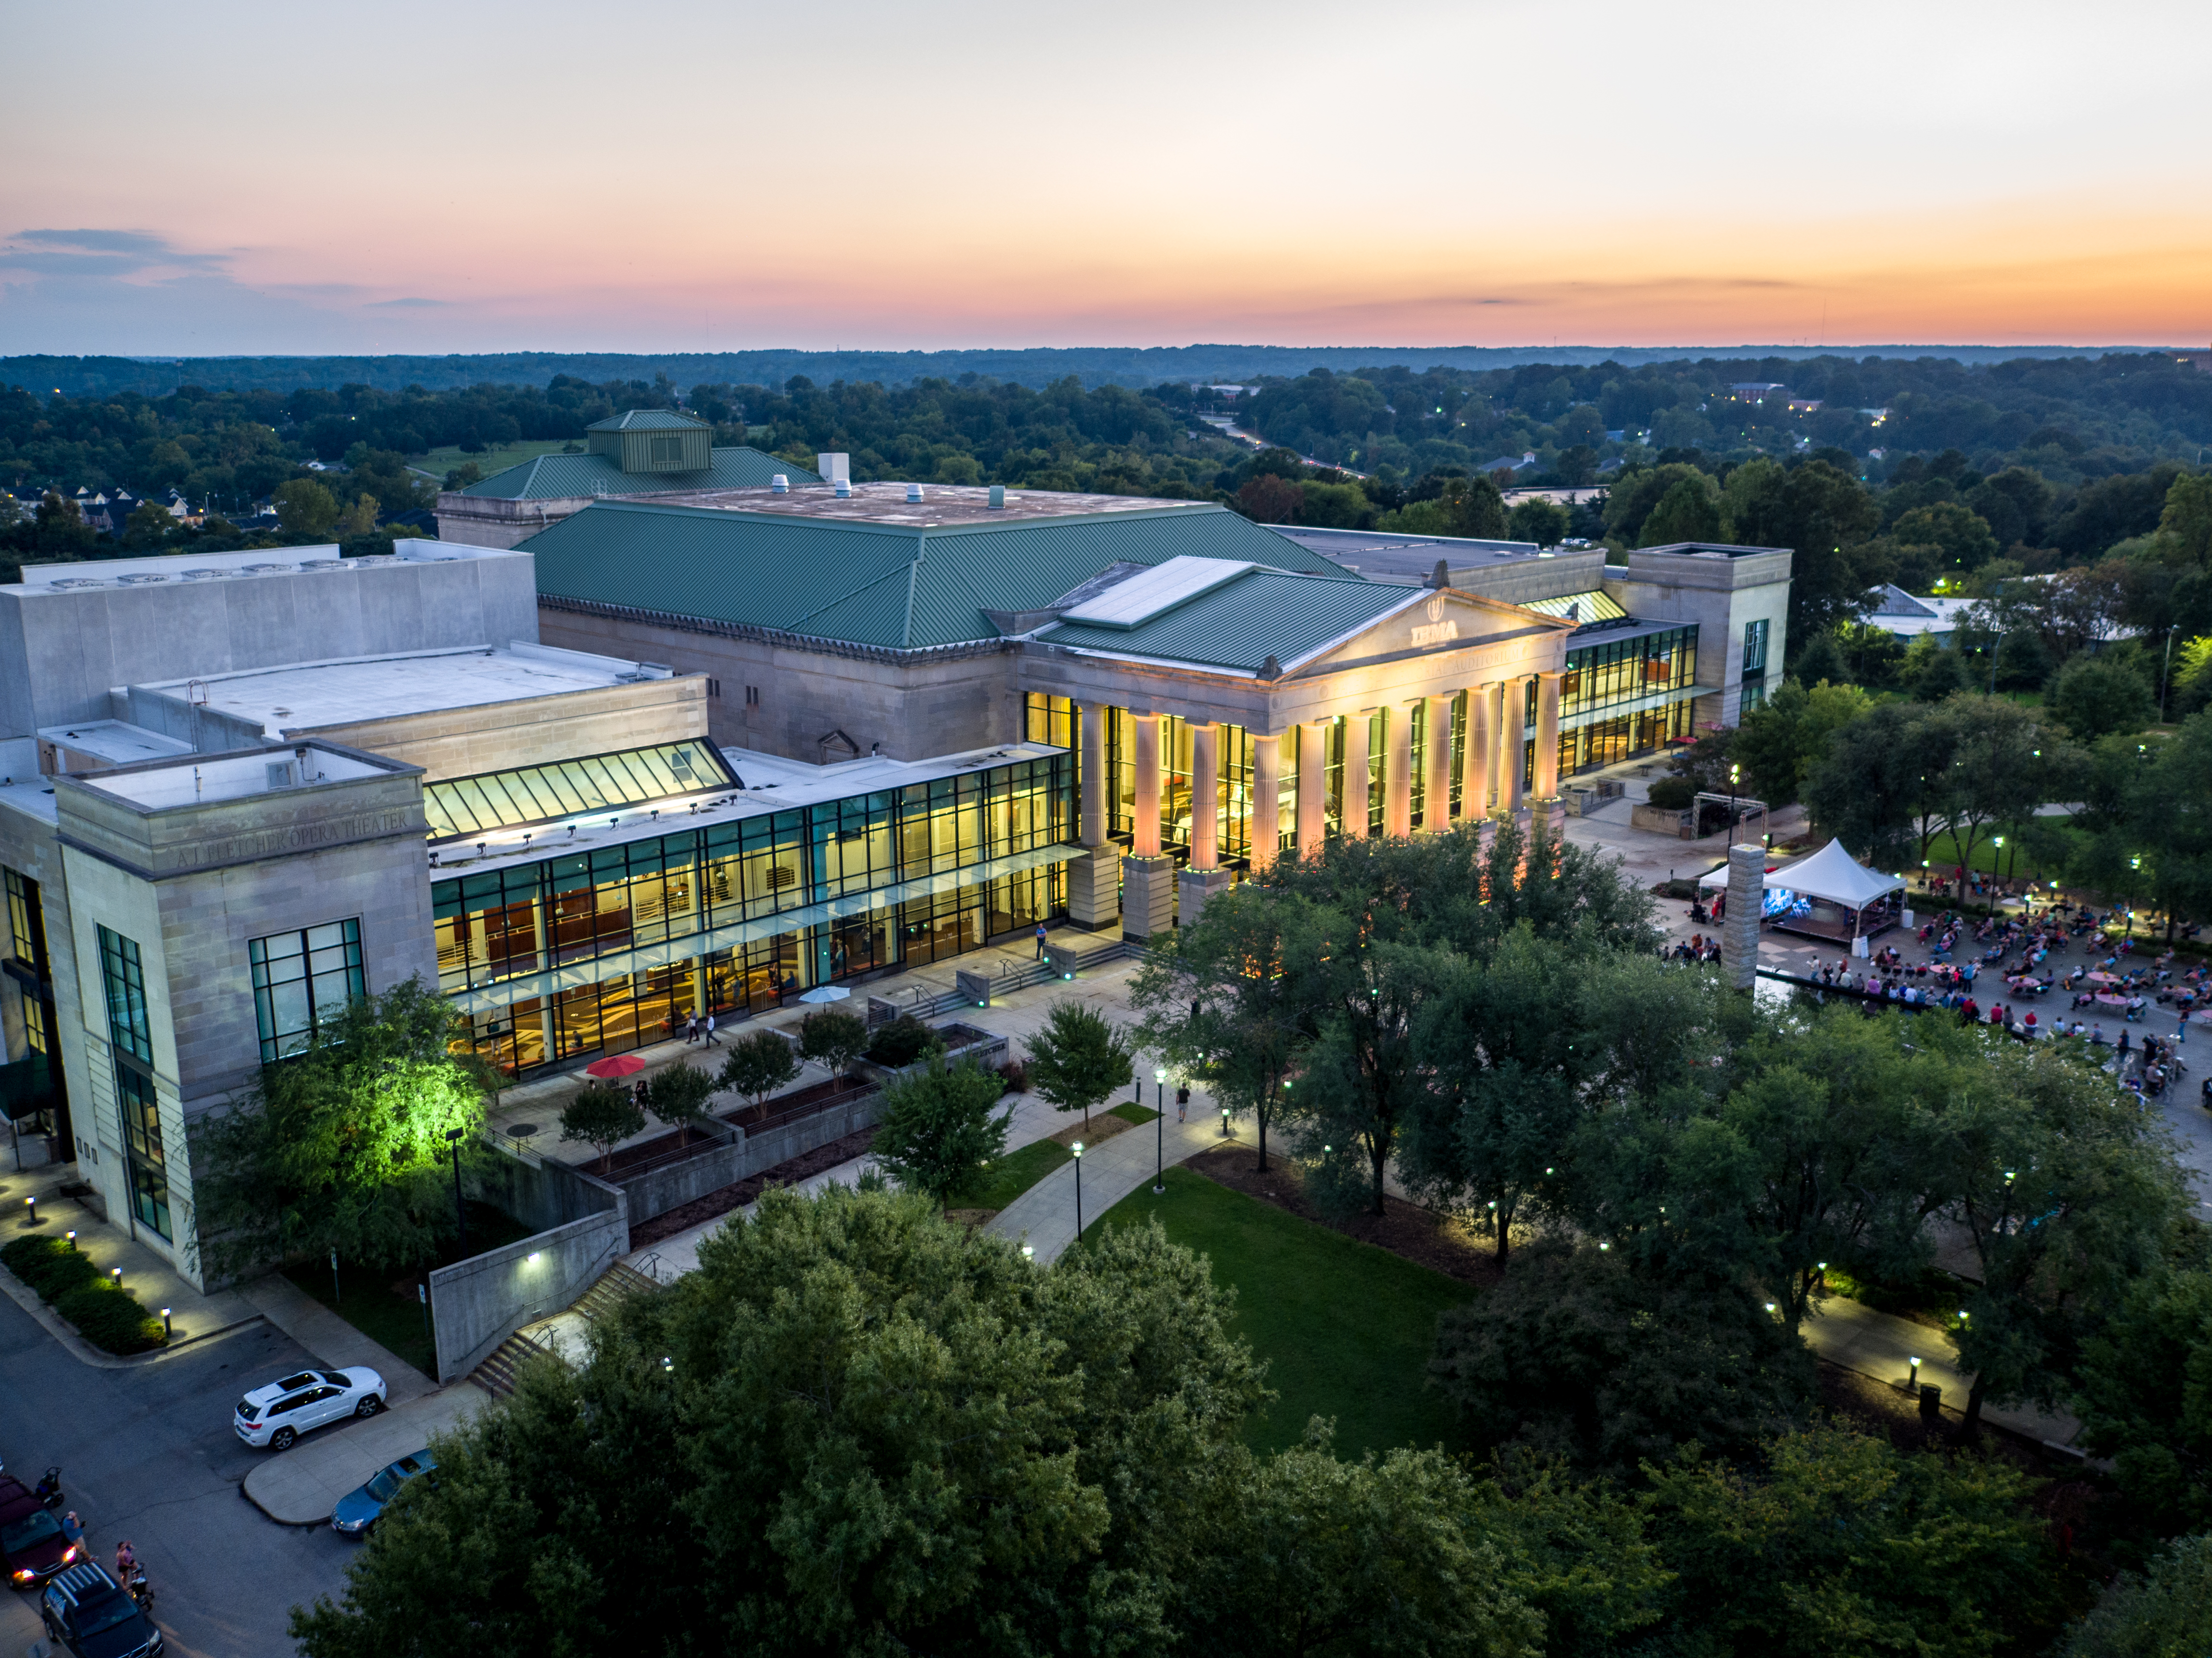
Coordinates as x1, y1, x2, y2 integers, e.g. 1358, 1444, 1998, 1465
425, 741, 737, 839
1056, 555, 1255, 630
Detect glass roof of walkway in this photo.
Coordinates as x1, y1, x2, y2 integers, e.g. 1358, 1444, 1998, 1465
425, 741, 738, 838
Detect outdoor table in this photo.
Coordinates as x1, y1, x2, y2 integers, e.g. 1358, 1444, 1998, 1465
2094, 993, 2130, 1008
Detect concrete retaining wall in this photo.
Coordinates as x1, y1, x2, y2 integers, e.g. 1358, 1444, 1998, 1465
617, 1090, 886, 1224
464, 1134, 625, 1235
429, 1206, 628, 1383
615, 1122, 745, 1223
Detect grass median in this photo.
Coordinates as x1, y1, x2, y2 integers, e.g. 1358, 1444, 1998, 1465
1091, 1167, 1469, 1456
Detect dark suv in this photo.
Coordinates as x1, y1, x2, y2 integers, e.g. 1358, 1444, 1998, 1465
39, 1562, 161, 1658
0, 1473, 75, 1587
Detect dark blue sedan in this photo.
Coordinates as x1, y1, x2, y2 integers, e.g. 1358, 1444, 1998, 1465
330, 1451, 436, 1536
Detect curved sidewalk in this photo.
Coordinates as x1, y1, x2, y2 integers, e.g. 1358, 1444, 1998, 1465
989, 1097, 1231, 1263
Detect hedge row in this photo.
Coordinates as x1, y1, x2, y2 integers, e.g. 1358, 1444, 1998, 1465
0, 1234, 167, 1354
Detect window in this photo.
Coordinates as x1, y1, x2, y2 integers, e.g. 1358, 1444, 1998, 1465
1742, 617, 1770, 678
706, 678, 721, 700
1740, 679, 1768, 714
96, 926, 169, 1241
249, 919, 365, 1062
745, 685, 761, 707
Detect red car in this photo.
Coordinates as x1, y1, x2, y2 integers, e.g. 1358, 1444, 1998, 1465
0, 1475, 78, 1588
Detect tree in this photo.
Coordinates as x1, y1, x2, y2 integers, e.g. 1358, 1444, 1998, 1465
333, 492, 378, 539
1176, 1429, 1545, 1658
2154, 468, 2212, 565
716, 1029, 798, 1111
1801, 702, 1936, 870
2055, 1533, 2212, 1658
121, 499, 175, 547
1726, 677, 1871, 804
559, 1081, 645, 1172
872, 1057, 1009, 1204
642, 1061, 717, 1150
1638, 477, 1722, 545
1237, 473, 1303, 524
1890, 501, 2001, 578
2049, 653, 2157, 742
1900, 635, 1970, 701
293, 1186, 1267, 1657
1924, 692, 2067, 880
1644, 1425, 2054, 1658
1129, 886, 1312, 1170
274, 477, 340, 538
2071, 1266, 2212, 1537
796, 1008, 868, 1078
193, 976, 489, 1278
1787, 627, 1848, 686
1024, 998, 1135, 1131
1429, 1242, 1816, 1474
1507, 497, 1569, 547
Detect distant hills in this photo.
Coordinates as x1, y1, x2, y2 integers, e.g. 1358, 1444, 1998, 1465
0, 343, 2178, 398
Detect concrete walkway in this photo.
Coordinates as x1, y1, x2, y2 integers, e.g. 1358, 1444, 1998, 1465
242, 1386, 487, 1525
990, 1093, 1226, 1262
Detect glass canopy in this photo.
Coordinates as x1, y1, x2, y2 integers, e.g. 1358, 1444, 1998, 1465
425, 741, 738, 839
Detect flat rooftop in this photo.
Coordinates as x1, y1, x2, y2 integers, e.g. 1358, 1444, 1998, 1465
78, 744, 390, 810
5, 538, 522, 592
1269, 525, 1549, 582
434, 740, 1066, 877
37, 720, 195, 766
136, 643, 671, 739
618, 479, 1201, 528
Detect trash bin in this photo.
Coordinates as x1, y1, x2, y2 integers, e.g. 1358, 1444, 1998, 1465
1918, 1383, 1942, 1418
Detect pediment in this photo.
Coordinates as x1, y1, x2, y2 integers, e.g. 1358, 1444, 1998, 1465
1287, 585, 1573, 676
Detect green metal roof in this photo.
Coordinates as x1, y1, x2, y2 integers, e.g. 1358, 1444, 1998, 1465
524, 498, 1352, 652
1039, 569, 1411, 673
584, 409, 709, 432
460, 447, 817, 500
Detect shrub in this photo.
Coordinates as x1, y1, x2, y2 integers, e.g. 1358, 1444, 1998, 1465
2, 1234, 99, 1300
1645, 776, 1697, 810
866, 1014, 943, 1068
997, 1059, 1030, 1094
53, 1284, 166, 1354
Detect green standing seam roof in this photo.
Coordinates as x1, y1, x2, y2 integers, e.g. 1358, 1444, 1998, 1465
460, 447, 819, 500
425, 740, 737, 839
522, 499, 1355, 652
584, 409, 710, 432
1038, 570, 1412, 672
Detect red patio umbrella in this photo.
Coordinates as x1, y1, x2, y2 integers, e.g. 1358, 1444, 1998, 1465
584, 1054, 646, 1080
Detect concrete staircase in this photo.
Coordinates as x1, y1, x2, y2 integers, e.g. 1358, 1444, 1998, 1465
467, 1261, 662, 1398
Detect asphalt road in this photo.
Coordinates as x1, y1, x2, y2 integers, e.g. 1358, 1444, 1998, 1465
0, 1296, 362, 1658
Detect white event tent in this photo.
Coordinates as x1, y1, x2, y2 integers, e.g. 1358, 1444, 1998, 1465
1761, 840, 1907, 942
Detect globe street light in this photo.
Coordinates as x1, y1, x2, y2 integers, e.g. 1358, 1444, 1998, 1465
1070, 1142, 1085, 1244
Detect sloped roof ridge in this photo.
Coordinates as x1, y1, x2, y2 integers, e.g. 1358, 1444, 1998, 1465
780, 558, 923, 639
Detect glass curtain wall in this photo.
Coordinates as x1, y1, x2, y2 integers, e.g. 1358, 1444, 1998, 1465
1557, 625, 1700, 777
95, 926, 169, 1241
439, 753, 1073, 1075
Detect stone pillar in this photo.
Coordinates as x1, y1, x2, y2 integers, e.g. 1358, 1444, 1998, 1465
1382, 702, 1414, 838
1533, 671, 1563, 798
1079, 702, 1106, 847
1189, 722, 1219, 869
1341, 708, 1372, 839
1499, 677, 1526, 814
1724, 841, 1765, 992
1463, 683, 1494, 820
1422, 693, 1453, 830
1131, 713, 1161, 857
1295, 720, 1328, 856
1250, 732, 1282, 871
1069, 700, 1122, 928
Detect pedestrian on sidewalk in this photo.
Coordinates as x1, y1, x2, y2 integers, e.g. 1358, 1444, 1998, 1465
1176, 1085, 1189, 1123
684, 1013, 699, 1045
1034, 921, 1049, 959
704, 1012, 720, 1046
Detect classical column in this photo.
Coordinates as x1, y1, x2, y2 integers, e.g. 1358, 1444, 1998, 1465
1422, 693, 1453, 831
1382, 702, 1414, 838
1069, 701, 1121, 929
1189, 722, 1219, 869
1295, 720, 1329, 855
1250, 732, 1282, 871
1498, 676, 1527, 814
1080, 701, 1106, 846
1533, 671, 1563, 798
1341, 708, 1372, 839
1463, 682, 1494, 819
1130, 713, 1162, 857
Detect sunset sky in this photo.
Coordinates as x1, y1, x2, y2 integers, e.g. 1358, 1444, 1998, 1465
6, 0, 2208, 356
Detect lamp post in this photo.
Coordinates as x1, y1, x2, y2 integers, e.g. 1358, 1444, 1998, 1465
1071, 1142, 1084, 1244
445, 1127, 468, 1258
1727, 763, 1740, 835
1152, 1068, 1167, 1195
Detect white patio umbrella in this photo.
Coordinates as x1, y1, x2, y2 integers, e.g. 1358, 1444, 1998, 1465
797, 985, 852, 1004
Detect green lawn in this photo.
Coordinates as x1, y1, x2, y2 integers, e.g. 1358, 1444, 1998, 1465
281, 1200, 534, 1378
950, 1105, 1159, 1212
1091, 1168, 1470, 1456
411, 440, 576, 482
1918, 823, 2079, 883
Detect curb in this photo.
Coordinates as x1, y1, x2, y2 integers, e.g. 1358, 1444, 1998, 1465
0, 1266, 265, 1369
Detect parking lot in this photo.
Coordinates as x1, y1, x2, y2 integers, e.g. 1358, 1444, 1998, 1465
0, 1295, 358, 1658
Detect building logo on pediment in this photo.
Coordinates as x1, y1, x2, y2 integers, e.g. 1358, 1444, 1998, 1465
1411, 591, 1458, 647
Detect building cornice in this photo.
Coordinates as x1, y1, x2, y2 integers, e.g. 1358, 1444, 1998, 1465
537, 594, 1022, 666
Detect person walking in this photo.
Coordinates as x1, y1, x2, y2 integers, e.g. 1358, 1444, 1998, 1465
1034, 921, 1049, 960
1176, 1084, 1189, 1123
684, 1012, 699, 1045
704, 1012, 719, 1046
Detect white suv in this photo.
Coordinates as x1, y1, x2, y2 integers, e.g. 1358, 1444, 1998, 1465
233, 1368, 388, 1451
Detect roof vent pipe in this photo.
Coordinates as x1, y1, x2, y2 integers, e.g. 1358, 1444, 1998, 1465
834, 478, 853, 498
770, 474, 788, 493
988, 485, 1005, 510
905, 483, 923, 503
